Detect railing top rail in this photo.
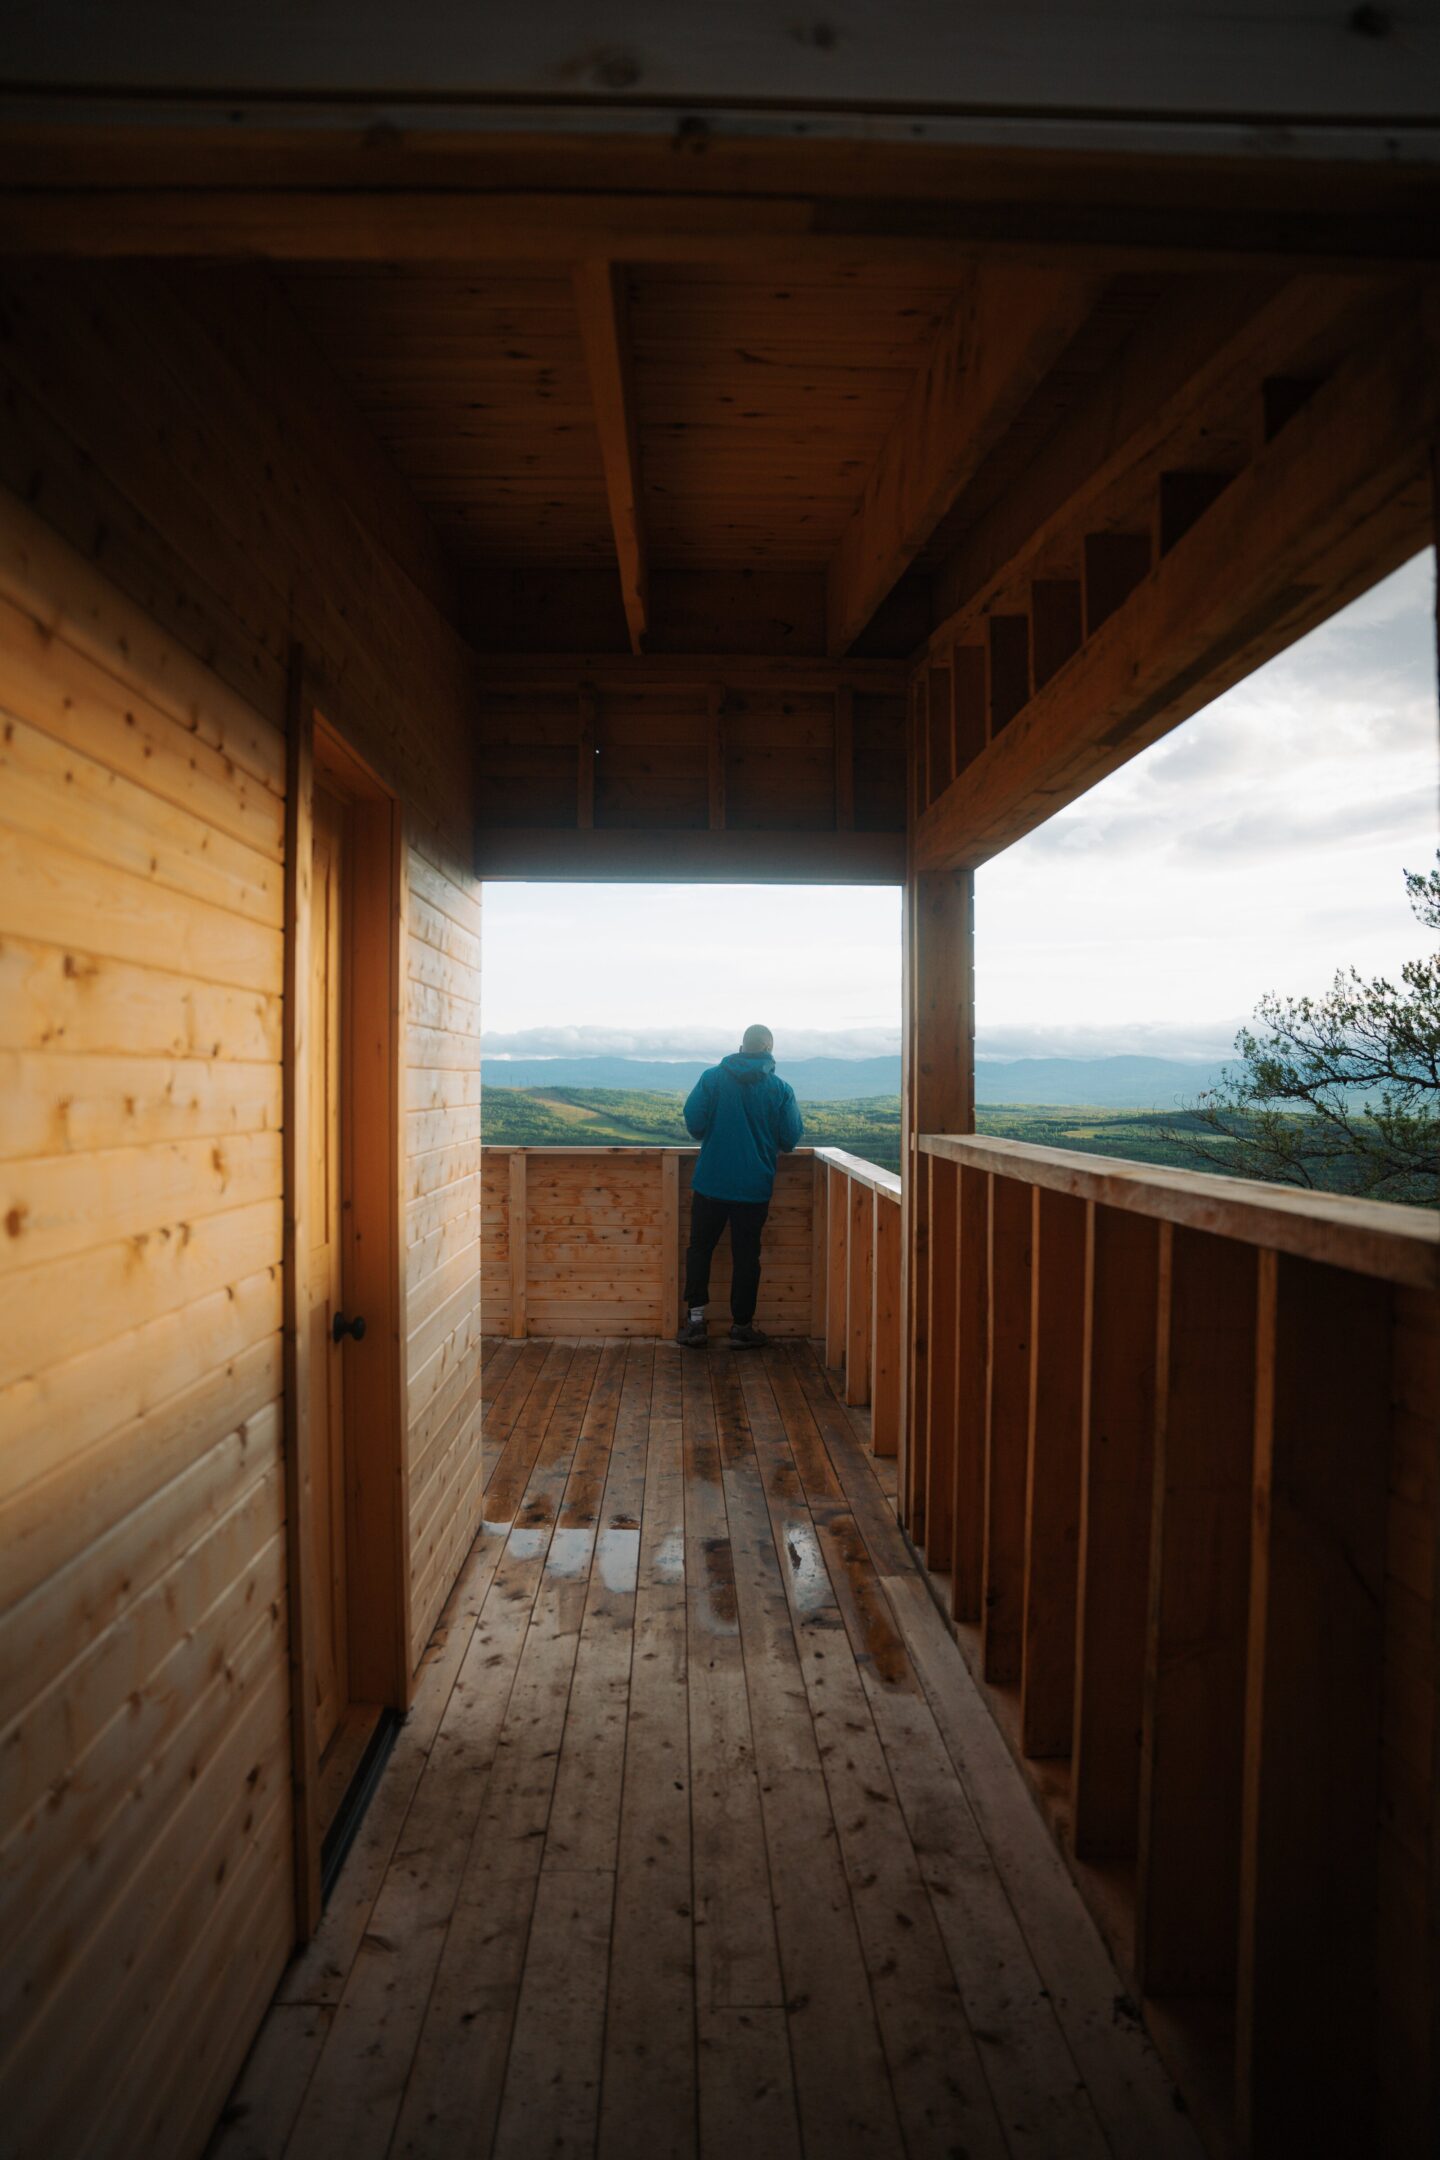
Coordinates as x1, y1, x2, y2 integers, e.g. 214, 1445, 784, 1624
812, 1145, 904, 1200
920, 1132, 1439, 1291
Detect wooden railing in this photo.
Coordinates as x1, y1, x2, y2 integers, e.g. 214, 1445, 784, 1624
479, 1143, 902, 1453
810, 1147, 903, 1457
909, 1132, 1440, 2154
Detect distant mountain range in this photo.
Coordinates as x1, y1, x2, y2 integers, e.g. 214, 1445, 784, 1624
481, 1054, 1235, 1109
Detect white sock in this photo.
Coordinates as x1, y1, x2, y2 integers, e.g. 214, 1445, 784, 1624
689, 1306, 705, 1323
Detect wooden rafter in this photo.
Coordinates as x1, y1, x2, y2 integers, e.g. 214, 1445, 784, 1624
573, 259, 648, 655
914, 312, 1436, 871
825, 270, 1096, 656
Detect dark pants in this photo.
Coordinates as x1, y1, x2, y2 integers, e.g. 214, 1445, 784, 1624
683, 1192, 770, 1324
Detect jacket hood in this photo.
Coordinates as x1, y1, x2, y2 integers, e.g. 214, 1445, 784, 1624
721, 1051, 775, 1085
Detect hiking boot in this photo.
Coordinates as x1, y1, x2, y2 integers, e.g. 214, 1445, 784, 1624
728, 1323, 770, 1349
675, 1317, 708, 1348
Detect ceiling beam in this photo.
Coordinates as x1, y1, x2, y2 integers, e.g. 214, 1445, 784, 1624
913, 312, 1436, 873
825, 270, 1096, 657
573, 259, 647, 656
0, 189, 1436, 275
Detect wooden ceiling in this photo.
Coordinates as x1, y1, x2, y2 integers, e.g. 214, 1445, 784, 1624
281, 259, 961, 581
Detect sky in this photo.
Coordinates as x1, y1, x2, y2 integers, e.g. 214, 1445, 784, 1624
482, 549, 1438, 1064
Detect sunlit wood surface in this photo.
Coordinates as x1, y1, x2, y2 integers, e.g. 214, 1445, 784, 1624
214, 1338, 1199, 2160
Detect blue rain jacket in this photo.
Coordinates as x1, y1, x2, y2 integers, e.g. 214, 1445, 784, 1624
683, 1052, 805, 1203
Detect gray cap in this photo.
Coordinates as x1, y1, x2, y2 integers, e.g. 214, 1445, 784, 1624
741, 1024, 774, 1056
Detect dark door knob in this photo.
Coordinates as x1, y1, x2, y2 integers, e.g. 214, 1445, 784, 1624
332, 1311, 367, 1344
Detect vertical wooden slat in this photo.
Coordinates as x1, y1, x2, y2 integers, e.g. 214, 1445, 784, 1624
924, 1155, 958, 1571
810, 1155, 828, 1340
986, 614, 1030, 733
833, 683, 854, 832
927, 661, 954, 796
1020, 1186, 1088, 1758
949, 1162, 989, 1623
952, 645, 986, 772
660, 1151, 680, 1334
281, 659, 322, 1940
1072, 1204, 1161, 1860
1236, 1253, 1391, 2154
1082, 530, 1151, 634
707, 681, 726, 831
1137, 1224, 1256, 1995
577, 683, 597, 829
983, 1173, 1031, 1685
870, 1195, 902, 1459
1030, 577, 1083, 688
508, 1150, 528, 1342
844, 1178, 873, 1407
825, 1165, 848, 1370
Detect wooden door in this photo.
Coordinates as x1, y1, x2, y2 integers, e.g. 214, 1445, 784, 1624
308, 783, 348, 1758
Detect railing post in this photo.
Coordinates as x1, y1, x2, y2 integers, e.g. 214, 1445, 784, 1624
1020, 1186, 1088, 1758
1236, 1253, 1390, 2153
1137, 1224, 1256, 1995
810, 1154, 827, 1340
949, 1161, 989, 1623
508, 1148, 528, 1341
825, 1164, 848, 1369
660, 1150, 679, 1335
1071, 1204, 1160, 1859
844, 1177, 873, 1406
924, 1154, 958, 1569
870, 1195, 902, 1457
983, 1172, 1031, 1685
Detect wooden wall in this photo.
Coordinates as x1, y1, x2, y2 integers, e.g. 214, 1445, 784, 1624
0, 520, 294, 2157
482, 1147, 814, 1341
0, 258, 486, 2154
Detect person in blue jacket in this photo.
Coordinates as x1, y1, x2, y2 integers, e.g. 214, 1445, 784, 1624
677, 1024, 804, 1348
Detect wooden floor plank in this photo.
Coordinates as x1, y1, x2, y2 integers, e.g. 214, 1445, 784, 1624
741, 1357, 1008, 2160
709, 1356, 903, 2157
598, 1361, 696, 2160
215, 1335, 1197, 2160
883, 1567, 1204, 2160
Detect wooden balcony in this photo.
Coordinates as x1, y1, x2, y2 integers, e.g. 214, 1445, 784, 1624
451, 1136, 1438, 2154
218, 1325, 1200, 2160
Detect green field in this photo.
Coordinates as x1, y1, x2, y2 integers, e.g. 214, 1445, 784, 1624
480, 1086, 1244, 1181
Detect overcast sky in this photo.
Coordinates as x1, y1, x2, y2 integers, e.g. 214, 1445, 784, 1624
483, 549, 1438, 1064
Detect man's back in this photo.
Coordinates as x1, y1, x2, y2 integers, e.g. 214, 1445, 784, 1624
684, 1051, 803, 1203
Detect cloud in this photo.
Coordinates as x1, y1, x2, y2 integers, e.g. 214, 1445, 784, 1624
976, 1019, 1245, 1061
482, 1023, 902, 1060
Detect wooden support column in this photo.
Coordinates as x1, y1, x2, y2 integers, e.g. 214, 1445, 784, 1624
508, 1150, 528, 1341
870, 1196, 902, 1459
949, 1161, 989, 1623
1020, 1186, 1088, 1758
1137, 1225, 1256, 1995
983, 1173, 1032, 1686
924, 1155, 958, 1570
1236, 1254, 1391, 2154
844, 1179, 874, 1407
1072, 1205, 1161, 1860
903, 865, 974, 1539
825, 1164, 848, 1370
